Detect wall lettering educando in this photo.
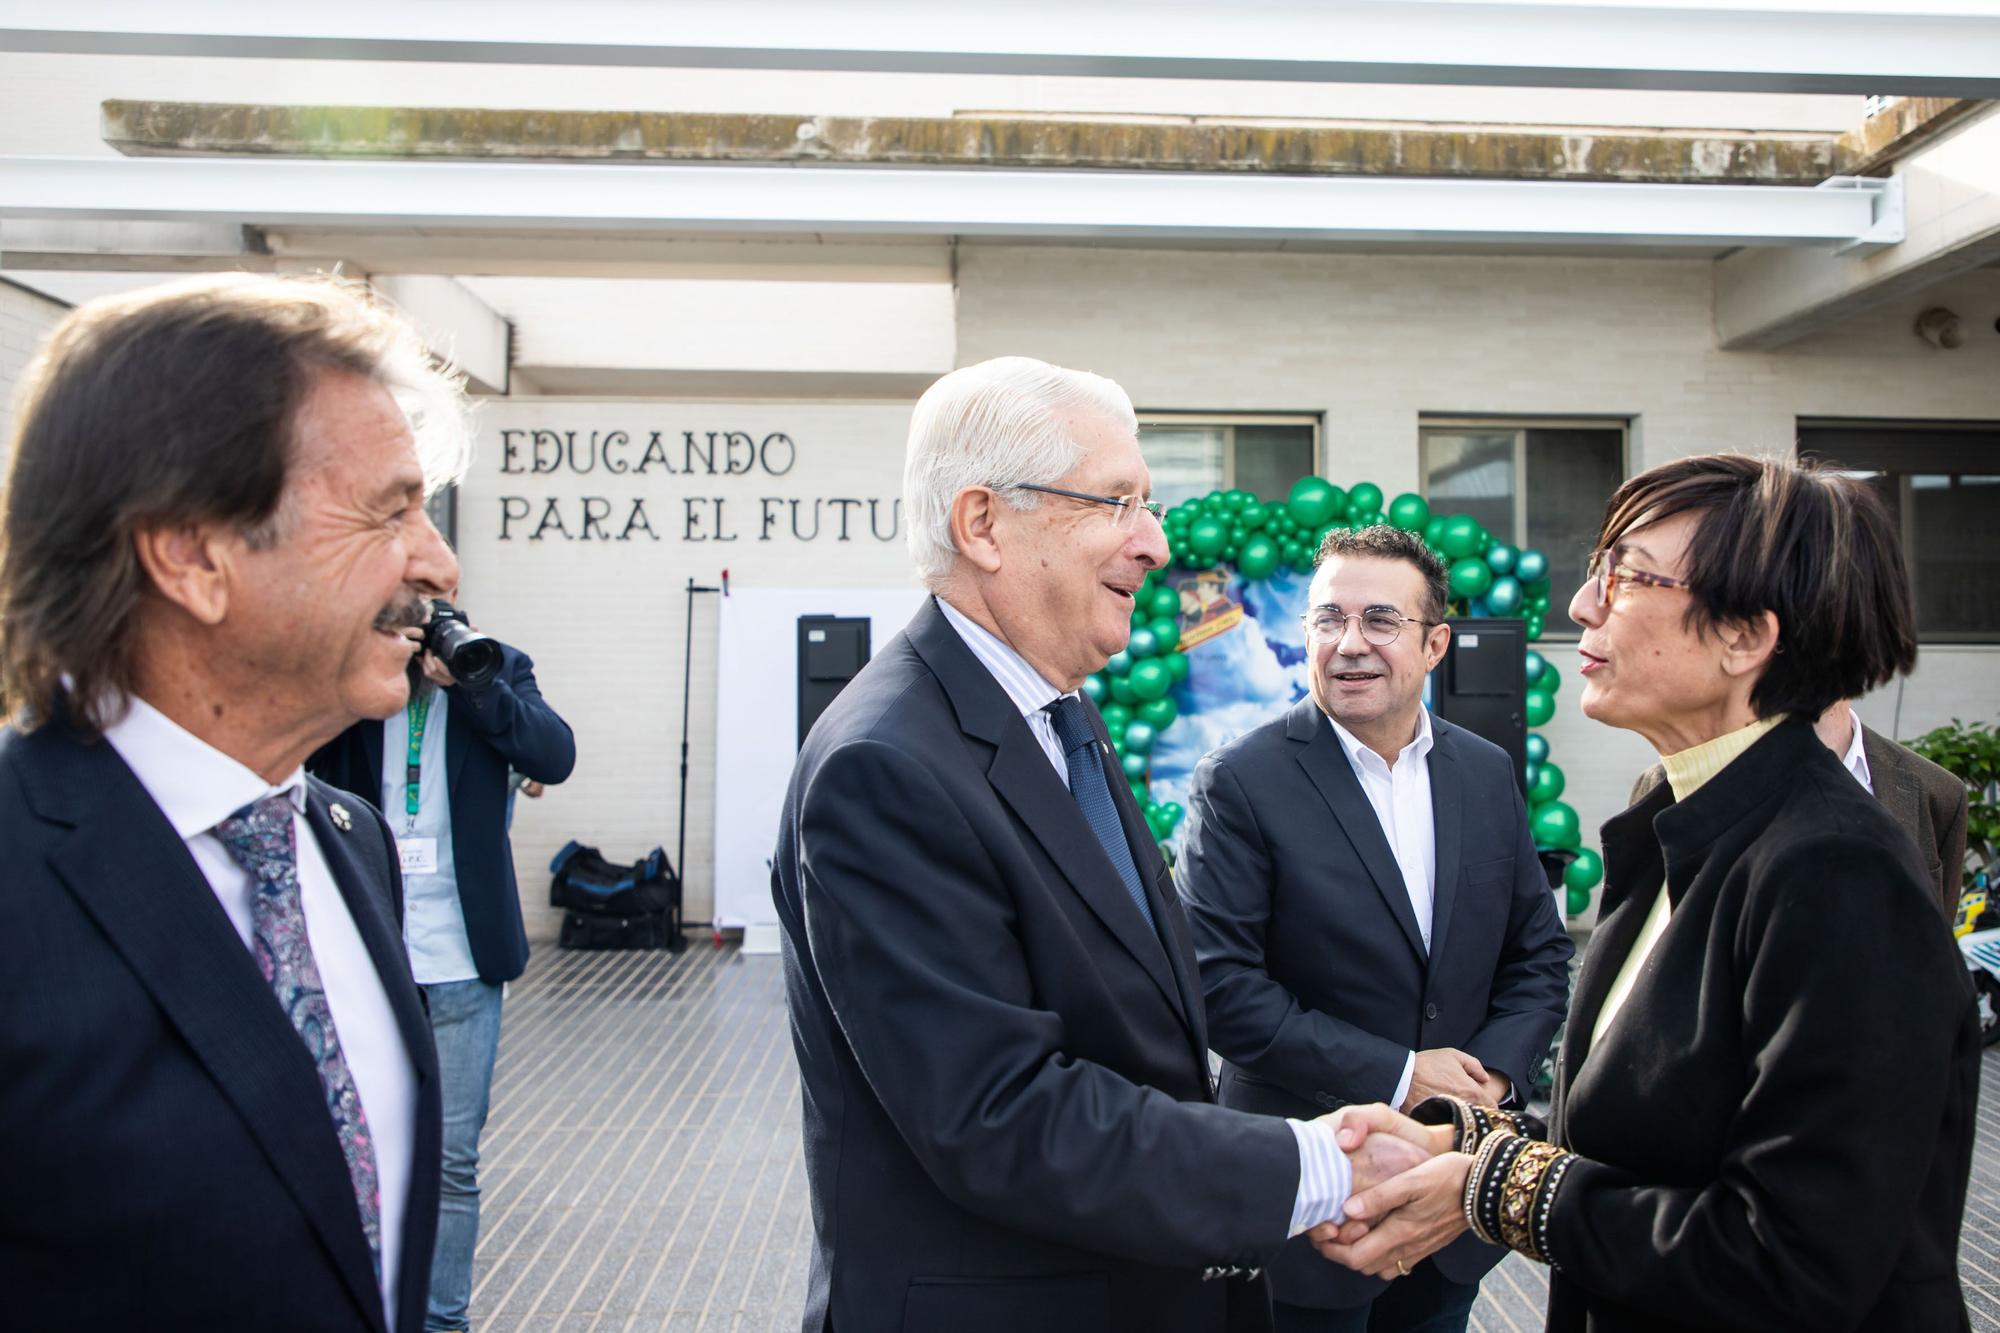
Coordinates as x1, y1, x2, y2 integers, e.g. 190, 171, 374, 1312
495, 427, 902, 545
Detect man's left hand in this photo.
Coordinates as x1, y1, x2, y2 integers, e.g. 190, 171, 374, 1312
1478, 1071, 1512, 1106
419, 651, 457, 689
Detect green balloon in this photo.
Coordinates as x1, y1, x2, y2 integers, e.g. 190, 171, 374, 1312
1120, 750, 1149, 780
1165, 650, 1190, 682
1564, 846, 1604, 891
1525, 688, 1556, 728
1188, 516, 1227, 558
1485, 542, 1518, 574
1387, 492, 1430, 532
1528, 761, 1566, 806
1137, 695, 1179, 729
1238, 535, 1281, 580
1565, 886, 1591, 917
1286, 476, 1343, 528
1202, 490, 1227, 513
1161, 800, 1185, 831
1345, 482, 1384, 520
1288, 542, 1316, 572
1538, 661, 1560, 692
1486, 575, 1523, 616
1531, 801, 1582, 850
1423, 516, 1448, 550
1525, 732, 1549, 764
1129, 776, 1149, 803
1129, 659, 1173, 701
1438, 515, 1484, 560
1126, 626, 1160, 659
1355, 511, 1389, 530
1081, 673, 1106, 703
1228, 522, 1249, 546
1145, 805, 1169, 840
1105, 650, 1132, 677
1523, 649, 1547, 685
1221, 541, 1241, 564
1514, 548, 1549, 583
1150, 617, 1180, 652
1100, 701, 1132, 734
1447, 557, 1494, 599
1526, 612, 1545, 639
1123, 720, 1157, 754
1110, 676, 1137, 706
1147, 584, 1181, 620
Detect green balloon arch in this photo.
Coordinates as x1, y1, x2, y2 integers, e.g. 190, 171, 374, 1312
1084, 475, 1603, 918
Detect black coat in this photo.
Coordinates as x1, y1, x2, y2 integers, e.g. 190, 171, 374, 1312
0, 710, 442, 1332
772, 598, 1301, 1333
1181, 697, 1573, 1308
1546, 716, 1980, 1333
310, 642, 575, 985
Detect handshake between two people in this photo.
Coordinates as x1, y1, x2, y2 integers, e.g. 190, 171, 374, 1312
1320, 1101, 1479, 1281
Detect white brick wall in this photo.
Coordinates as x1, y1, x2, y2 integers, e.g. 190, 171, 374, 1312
0, 280, 67, 456
455, 401, 918, 936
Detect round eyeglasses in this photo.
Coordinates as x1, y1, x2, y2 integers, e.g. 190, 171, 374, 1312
1005, 482, 1165, 530
1302, 608, 1435, 646
1585, 550, 1691, 606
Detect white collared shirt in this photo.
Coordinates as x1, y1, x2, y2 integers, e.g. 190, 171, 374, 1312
1840, 707, 1874, 795
936, 597, 1072, 783
103, 695, 416, 1331
934, 596, 1352, 1237
1326, 706, 1438, 1109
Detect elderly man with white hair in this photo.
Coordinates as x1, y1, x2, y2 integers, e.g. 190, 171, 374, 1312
771, 356, 1432, 1333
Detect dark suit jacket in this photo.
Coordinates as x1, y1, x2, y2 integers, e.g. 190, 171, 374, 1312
0, 709, 442, 1332
772, 598, 1302, 1333
311, 642, 575, 985
1550, 716, 1978, 1333
1629, 722, 1971, 921
1180, 698, 1573, 1308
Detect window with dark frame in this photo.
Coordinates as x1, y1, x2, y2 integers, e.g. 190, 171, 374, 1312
1798, 420, 2000, 642
1136, 414, 1320, 510
1419, 418, 1628, 639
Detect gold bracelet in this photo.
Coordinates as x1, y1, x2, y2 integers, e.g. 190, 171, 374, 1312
1497, 1140, 1568, 1262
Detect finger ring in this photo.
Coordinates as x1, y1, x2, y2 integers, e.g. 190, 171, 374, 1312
1395, 1259, 1410, 1277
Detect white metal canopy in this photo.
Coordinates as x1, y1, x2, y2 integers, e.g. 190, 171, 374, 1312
4, 0, 2000, 96
0, 157, 1904, 251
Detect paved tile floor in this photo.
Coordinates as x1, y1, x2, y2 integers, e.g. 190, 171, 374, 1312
471, 944, 2000, 1332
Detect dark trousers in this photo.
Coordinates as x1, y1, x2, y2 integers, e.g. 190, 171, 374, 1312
1273, 1259, 1478, 1333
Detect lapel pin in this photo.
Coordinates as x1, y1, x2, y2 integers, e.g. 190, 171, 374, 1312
1101, 743, 1110, 757
330, 802, 353, 831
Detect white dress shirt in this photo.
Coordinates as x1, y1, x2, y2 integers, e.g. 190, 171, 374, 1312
1839, 707, 1874, 795
1327, 707, 1438, 1111
936, 597, 1353, 1237
104, 695, 417, 1331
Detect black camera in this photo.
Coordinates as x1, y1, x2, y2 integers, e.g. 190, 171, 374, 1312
421, 599, 502, 688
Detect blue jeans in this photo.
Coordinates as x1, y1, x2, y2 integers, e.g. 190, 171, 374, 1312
423, 978, 504, 1333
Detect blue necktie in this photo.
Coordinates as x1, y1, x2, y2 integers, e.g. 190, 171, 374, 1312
1045, 695, 1156, 932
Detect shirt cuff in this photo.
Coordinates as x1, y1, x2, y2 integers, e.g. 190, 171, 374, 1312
1284, 1116, 1354, 1237
1391, 1050, 1416, 1112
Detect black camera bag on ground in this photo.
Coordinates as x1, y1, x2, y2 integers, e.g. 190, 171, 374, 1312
549, 840, 683, 952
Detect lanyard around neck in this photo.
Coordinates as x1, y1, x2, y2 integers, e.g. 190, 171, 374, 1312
404, 688, 435, 821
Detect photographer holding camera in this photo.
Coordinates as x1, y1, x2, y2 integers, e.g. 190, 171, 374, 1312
311, 591, 574, 1333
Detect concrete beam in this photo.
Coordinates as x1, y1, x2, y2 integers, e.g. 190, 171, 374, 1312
0, 155, 1896, 250
1715, 107, 2000, 349
0, 217, 269, 270
7, 1, 2000, 96
267, 233, 958, 282
101, 101, 1844, 187
371, 274, 511, 394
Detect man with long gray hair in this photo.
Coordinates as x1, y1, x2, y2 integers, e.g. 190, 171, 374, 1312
772, 356, 1432, 1333
0, 274, 466, 1332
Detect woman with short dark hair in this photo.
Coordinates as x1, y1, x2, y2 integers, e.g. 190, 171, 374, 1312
1311, 453, 1980, 1333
